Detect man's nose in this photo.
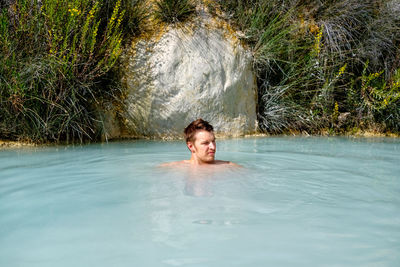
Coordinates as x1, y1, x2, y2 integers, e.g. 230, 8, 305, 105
209, 142, 216, 150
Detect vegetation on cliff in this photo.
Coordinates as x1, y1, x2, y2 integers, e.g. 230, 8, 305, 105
0, 0, 145, 142
154, 0, 195, 23
1, 0, 399, 143
211, 0, 400, 134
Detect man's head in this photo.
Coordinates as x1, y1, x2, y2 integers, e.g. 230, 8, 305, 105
184, 119, 216, 164
184, 118, 214, 143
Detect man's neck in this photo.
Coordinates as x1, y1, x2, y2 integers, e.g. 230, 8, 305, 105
190, 155, 215, 165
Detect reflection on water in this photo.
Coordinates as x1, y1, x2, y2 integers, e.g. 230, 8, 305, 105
184, 169, 215, 197
0, 137, 399, 267
160, 164, 246, 197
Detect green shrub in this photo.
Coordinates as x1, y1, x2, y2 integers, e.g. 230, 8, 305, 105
0, 0, 126, 142
99, 0, 148, 38
346, 62, 400, 131
215, 0, 400, 134
154, 0, 195, 23
122, 0, 148, 36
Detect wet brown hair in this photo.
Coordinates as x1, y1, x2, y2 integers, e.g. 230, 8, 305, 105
184, 118, 214, 143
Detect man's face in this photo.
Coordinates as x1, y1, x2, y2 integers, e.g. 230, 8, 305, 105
188, 130, 216, 164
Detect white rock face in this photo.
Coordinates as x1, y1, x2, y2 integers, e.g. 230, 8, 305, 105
117, 15, 257, 138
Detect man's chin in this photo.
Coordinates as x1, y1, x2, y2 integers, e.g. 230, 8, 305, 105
205, 157, 215, 163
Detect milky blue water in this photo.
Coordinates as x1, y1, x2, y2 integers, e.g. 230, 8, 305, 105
0, 137, 399, 267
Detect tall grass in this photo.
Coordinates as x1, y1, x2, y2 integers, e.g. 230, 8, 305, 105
154, 0, 195, 23
213, 0, 400, 134
0, 0, 145, 142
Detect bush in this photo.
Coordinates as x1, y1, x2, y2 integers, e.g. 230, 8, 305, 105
99, 0, 148, 38
214, 0, 400, 134
154, 0, 195, 23
0, 0, 126, 142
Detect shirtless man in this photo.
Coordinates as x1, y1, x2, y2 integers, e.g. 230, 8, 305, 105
161, 118, 239, 167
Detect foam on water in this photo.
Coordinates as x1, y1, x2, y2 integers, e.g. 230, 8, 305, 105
0, 137, 399, 266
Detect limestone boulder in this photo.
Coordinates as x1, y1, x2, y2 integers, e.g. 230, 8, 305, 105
112, 14, 258, 139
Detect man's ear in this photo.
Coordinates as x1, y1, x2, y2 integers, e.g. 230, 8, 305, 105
187, 142, 195, 153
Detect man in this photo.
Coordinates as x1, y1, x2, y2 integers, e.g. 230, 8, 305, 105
161, 118, 239, 167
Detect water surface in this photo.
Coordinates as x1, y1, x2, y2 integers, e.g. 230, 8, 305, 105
0, 137, 399, 266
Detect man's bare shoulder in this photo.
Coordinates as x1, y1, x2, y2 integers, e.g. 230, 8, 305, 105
159, 160, 191, 167
159, 160, 242, 168
214, 160, 242, 167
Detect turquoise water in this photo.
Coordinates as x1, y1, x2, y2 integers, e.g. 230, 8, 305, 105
0, 137, 399, 266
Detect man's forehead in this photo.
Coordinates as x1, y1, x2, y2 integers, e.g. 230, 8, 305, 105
194, 130, 215, 140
